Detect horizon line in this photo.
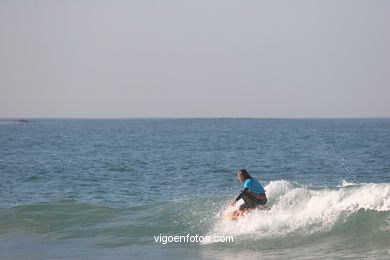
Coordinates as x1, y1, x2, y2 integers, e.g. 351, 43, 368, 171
1, 116, 389, 120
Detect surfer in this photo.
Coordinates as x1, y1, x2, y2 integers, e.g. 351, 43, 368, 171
230, 169, 268, 216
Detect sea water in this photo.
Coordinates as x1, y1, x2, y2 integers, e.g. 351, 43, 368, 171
0, 118, 389, 259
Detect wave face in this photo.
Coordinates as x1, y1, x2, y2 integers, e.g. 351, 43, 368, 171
1, 181, 389, 259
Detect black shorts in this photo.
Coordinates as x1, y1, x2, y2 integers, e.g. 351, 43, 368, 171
239, 193, 267, 210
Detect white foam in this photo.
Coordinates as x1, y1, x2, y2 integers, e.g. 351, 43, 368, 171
207, 180, 390, 240
338, 179, 360, 187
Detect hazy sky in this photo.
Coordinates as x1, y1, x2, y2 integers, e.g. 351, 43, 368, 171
0, 0, 389, 118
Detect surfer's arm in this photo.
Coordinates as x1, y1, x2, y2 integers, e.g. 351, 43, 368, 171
234, 188, 249, 201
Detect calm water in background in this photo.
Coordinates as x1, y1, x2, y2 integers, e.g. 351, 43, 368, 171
1, 118, 389, 259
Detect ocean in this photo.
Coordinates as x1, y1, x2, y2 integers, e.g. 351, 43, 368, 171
0, 118, 389, 259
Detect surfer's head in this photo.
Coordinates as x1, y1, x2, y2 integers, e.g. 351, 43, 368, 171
237, 169, 252, 182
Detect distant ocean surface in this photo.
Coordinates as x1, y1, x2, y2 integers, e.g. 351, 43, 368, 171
1, 118, 389, 259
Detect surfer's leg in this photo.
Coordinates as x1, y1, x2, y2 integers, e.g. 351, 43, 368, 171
239, 203, 249, 210
232, 210, 240, 217
233, 209, 249, 217
255, 198, 270, 210
240, 193, 257, 210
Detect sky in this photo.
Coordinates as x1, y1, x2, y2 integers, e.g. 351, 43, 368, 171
0, 0, 389, 118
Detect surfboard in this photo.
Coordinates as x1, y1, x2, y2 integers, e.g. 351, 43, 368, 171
223, 212, 240, 220
223, 209, 251, 220
223, 206, 271, 220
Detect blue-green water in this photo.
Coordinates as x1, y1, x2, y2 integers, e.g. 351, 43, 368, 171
1, 118, 389, 259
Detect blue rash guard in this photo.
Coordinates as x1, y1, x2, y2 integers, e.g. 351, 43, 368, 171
235, 178, 266, 202
243, 178, 265, 195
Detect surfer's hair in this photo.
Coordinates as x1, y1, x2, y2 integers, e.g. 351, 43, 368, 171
238, 169, 252, 179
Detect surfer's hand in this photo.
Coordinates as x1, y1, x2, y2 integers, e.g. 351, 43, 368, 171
230, 200, 236, 206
